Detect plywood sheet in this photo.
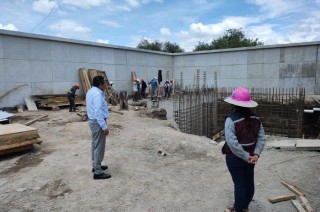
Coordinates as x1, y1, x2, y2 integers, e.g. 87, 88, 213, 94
0, 123, 39, 144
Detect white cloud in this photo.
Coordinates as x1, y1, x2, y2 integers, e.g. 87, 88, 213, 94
246, 0, 303, 18
32, 0, 57, 14
0, 23, 18, 31
96, 39, 110, 44
126, 0, 139, 7
62, 0, 109, 9
160, 27, 171, 36
100, 20, 123, 28
48, 20, 91, 37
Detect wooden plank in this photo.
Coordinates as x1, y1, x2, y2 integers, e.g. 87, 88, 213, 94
0, 123, 40, 144
299, 196, 315, 212
0, 140, 41, 151
24, 115, 48, 126
268, 194, 296, 203
24, 96, 38, 111
281, 180, 305, 196
79, 68, 91, 95
291, 200, 307, 212
0, 144, 34, 156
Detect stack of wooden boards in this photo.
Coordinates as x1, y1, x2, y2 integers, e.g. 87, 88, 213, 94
79, 68, 112, 103
0, 123, 42, 156
32, 95, 85, 110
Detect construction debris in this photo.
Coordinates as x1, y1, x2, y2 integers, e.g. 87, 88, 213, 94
268, 139, 320, 151
0, 123, 42, 156
0, 110, 14, 123
268, 194, 296, 203
24, 115, 48, 126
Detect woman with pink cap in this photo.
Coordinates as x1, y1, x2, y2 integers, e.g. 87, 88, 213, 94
222, 87, 266, 212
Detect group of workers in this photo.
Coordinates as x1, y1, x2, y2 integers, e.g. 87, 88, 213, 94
68, 77, 265, 212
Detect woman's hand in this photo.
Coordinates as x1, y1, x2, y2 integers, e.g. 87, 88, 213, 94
248, 155, 259, 164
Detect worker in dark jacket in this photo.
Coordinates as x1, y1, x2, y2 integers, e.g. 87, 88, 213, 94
222, 87, 266, 212
67, 83, 80, 112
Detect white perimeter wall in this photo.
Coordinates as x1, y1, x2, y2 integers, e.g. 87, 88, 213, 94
0, 29, 319, 107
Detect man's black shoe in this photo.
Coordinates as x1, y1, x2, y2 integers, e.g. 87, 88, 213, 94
93, 173, 111, 180
92, 165, 108, 173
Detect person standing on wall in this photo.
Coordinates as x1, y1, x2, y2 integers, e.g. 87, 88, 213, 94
67, 83, 80, 112
86, 76, 111, 180
222, 87, 266, 212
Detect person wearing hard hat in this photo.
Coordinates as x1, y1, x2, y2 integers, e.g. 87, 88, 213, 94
222, 87, 266, 212
67, 83, 80, 112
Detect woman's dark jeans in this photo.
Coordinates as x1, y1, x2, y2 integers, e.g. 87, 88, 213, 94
226, 156, 255, 211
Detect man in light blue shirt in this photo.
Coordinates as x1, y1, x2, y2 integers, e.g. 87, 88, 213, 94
86, 76, 111, 180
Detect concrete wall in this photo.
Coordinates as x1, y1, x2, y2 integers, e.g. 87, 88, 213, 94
173, 44, 320, 94
0, 29, 319, 107
0, 30, 173, 107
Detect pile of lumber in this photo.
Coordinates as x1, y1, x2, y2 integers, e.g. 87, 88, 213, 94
268, 180, 315, 212
78, 68, 113, 104
33, 94, 85, 110
0, 123, 42, 156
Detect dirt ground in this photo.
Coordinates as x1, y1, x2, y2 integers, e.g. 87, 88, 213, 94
0, 100, 319, 212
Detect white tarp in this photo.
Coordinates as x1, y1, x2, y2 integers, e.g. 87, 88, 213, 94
0, 110, 14, 121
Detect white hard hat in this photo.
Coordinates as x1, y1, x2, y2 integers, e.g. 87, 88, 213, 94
110, 81, 114, 84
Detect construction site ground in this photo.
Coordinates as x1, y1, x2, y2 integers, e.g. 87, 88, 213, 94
0, 100, 319, 212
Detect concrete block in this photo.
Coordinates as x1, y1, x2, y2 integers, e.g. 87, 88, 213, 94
0, 60, 4, 82
220, 52, 247, 65
284, 46, 317, 62
114, 49, 127, 65
101, 64, 115, 81
51, 42, 70, 62
218, 79, 247, 88
182, 55, 195, 66
31, 82, 53, 95
0, 36, 3, 58
263, 49, 280, 63
194, 54, 206, 66
220, 65, 247, 79
279, 78, 314, 94
280, 62, 316, 78
29, 40, 52, 61
247, 79, 264, 88
127, 51, 145, 66
248, 64, 263, 79
30, 61, 52, 82
4, 59, 30, 82
248, 50, 264, 64
173, 55, 184, 67
87, 63, 102, 70
262, 79, 279, 88
115, 65, 129, 80
206, 53, 219, 66
70, 62, 88, 78
3, 36, 29, 60
263, 63, 279, 79
52, 61, 72, 81
101, 48, 115, 64
5, 83, 32, 106
70, 44, 87, 62
87, 47, 102, 63
52, 82, 75, 94
0, 83, 6, 98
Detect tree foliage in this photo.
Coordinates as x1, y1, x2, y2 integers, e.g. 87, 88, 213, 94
137, 39, 184, 53
193, 28, 263, 51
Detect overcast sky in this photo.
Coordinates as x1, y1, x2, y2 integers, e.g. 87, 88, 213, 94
1, 0, 320, 51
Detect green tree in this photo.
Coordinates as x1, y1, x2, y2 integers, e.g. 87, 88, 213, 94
163, 41, 184, 53
137, 39, 184, 53
193, 28, 263, 51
